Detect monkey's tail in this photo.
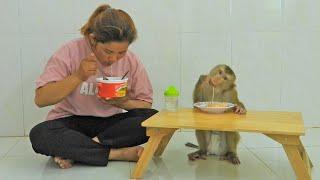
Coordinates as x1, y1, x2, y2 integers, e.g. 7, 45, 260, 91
185, 142, 199, 149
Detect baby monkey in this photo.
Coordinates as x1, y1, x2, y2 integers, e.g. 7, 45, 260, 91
186, 64, 246, 165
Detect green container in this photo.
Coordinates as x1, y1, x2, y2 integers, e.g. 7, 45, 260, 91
164, 86, 179, 97
164, 86, 179, 111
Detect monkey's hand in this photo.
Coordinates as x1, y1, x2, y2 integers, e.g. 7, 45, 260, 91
233, 104, 246, 114
188, 150, 207, 161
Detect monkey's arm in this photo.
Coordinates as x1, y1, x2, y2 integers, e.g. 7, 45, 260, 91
224, 88, 245, 109
223, 88, 246, 114
193, 75, 208, 103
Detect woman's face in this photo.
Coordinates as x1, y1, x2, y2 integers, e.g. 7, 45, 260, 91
93, 40, 129, 66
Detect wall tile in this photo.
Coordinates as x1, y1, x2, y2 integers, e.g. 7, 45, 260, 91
180, 0, 230, 32
1, 0, 320, 136
21, 34, 78, 135
20, 0, 77, 34
180, 32, 231, 107
130, 32, 180, 110
0, 35, 24, 136
0, 0, 19, 34
283, 0, 320, 31
281, 32, 320, 126
232, 32, 283, 110
231, 0, 282, 31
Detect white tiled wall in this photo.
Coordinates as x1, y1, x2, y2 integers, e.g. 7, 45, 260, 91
0, 0, 319, 136
0, 0, 24, 136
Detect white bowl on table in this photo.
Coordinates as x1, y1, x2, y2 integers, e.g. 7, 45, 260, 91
193, 102, 235, 114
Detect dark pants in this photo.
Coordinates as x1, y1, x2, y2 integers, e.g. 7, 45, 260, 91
29, 108, 158, 166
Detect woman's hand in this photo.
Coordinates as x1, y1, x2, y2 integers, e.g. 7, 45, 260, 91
98, 96, 151, 110
99, 96, 128, 106
75, 53, 98, 81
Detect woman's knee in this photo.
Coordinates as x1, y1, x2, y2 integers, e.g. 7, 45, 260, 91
29, 122, 46, 144
29, 120, 64, 149
129, 108, 158, 118
29, 122, 47, 153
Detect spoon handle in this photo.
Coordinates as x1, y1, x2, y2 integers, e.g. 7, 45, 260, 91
121, 71, 129, 80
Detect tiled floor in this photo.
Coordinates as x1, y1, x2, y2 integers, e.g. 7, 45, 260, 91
0, 128, 319, 180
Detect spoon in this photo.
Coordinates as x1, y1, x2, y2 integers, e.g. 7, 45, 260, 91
121, 71, 129, 80
86, 38, 108, 80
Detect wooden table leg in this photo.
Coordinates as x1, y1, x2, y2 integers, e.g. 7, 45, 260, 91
131, 128, 177, 179
154, 131, 175, 157
265, 134, 312, 180
297, 139, 313, 176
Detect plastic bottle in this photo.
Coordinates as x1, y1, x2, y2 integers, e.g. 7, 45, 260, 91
164, 86, 179, 111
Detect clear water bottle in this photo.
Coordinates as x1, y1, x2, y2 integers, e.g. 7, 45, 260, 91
164, 86, 179, 111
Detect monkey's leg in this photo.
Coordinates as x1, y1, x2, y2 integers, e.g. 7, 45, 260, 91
188, 130, 210, 161
196, 130, 211, 151
223, 132, 241, 165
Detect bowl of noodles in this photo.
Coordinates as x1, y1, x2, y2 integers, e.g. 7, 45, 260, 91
193, 102, 235, 114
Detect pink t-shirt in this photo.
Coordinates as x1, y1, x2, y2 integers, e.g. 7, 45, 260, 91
36, 38, 153, 121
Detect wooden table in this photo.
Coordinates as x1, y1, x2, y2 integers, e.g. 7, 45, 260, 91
131, 108, 313, 180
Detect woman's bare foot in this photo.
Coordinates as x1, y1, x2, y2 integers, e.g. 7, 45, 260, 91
109, 146, 144, 162
92, 136, 100, 143
92, 136, 144, 162
54, 157, 73, 169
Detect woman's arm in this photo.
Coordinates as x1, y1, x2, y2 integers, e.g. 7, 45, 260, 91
35, 54, 98, 107
35, 73, 83, 107
105, 98, 152, 110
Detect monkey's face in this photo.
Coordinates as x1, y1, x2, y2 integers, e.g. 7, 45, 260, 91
208, 65, 236, 90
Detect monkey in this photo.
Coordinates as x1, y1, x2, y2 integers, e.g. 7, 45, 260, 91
186, 64, 246, 165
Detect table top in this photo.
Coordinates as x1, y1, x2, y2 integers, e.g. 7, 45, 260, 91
142, 108, 305, 135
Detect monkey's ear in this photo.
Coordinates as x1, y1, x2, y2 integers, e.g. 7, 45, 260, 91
199, 75, 208, 80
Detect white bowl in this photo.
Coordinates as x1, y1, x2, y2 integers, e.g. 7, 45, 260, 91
193, 102, 235, 114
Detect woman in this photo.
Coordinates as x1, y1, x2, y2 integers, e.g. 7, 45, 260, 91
29, 4, 157, 169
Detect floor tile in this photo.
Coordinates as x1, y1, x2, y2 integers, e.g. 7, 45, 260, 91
0, 137, 20, 157
249, 147, 319, 179
1, 129, 320, 180
0, 156, 130, 180
175, 131, 246, 149
130, 132, 279, 179
6, 137, 35, 157
239, 132, 281, 148
301, 128, 320, 147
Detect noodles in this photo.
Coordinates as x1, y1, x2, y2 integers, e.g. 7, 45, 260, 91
208, 88, 228, 107
207, 102, 228, 108
211, 86, 214, 103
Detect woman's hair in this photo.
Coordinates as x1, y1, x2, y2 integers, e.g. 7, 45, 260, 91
80, 4, 137, 44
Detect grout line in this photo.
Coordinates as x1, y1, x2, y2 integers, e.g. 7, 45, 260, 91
279, 0, 285, 111
18, 0, 26, 136
229, 0, 233, 66
3, 138, 21, 158
229, 0, 232, 17
281, 0, 285, 27
305, 145, 320, 148
244, 145, 281, 178
179, 31, 182, 113
246, 146, 283, 149
230, 32, 233, 66
180, 32, 200, 34
128, 162, 132, 178
20, 38, 26, 136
